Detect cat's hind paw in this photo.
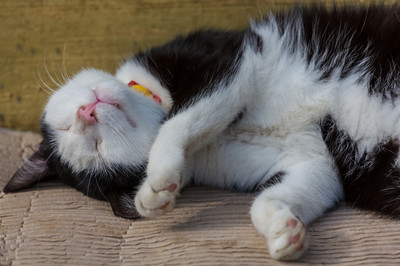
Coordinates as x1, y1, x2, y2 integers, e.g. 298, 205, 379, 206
267, 214, 308, 260
134, 181, 180, 217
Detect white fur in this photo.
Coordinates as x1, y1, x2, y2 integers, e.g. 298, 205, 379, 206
44, 69, 165, 173
131, 27, 344, 259
132, 18, 347, 261
45, 15, 398, 261
251, 199, 308, 260
135, 45, 255, 214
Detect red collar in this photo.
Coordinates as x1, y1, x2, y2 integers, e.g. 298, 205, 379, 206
128, 80, 161, 103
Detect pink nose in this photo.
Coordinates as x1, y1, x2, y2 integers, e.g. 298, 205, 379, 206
78, 102, 97, 123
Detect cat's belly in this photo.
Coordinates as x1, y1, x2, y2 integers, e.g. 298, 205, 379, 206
189, 130, 285, 191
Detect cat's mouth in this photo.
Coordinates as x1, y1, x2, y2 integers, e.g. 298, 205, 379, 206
77, 90, 136, 128
78, 101, 120, 124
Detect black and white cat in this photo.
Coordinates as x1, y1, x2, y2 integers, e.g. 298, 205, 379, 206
5, 5, 400, 260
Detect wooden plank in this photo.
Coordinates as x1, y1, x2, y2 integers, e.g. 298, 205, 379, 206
1, 129, 400, 265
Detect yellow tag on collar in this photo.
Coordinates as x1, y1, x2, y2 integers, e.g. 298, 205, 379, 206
128, 80, 152, 96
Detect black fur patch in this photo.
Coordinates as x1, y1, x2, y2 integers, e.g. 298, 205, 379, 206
321, 115, 400, 217
133, 29, 245, 116
40, 120, 145, 201
255, 171, 285, 192
273, 5, 400, 99
247, 29, 263, 54
228, 110, 245, 127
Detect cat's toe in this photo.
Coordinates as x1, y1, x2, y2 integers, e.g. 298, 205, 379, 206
134, 181, 177, 217
267, 215, 308, 260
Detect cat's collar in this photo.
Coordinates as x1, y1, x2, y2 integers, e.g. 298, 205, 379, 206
128, 80, 161, 103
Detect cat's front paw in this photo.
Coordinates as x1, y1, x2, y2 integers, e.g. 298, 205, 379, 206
135, 140, 185, 217
267, 213, 308, 261
134, 179, 181, 217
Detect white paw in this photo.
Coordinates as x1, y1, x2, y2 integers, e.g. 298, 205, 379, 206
133, 130, 186, 217
134, 180, 181, 217
267, 211, 308, 261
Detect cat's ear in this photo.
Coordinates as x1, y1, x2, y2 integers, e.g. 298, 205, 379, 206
3, 143, 53, 193
107, 191, 141, 219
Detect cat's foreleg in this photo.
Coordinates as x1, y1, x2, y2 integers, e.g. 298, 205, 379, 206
251, 152, 343, 260
135, 86, 250, 217
134, 46, 257, 217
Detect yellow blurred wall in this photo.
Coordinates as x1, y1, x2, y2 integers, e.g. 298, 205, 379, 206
0, 0, 384, 131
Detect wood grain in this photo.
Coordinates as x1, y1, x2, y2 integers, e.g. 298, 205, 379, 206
1, 129, 400, 265
0, 0, 390, 131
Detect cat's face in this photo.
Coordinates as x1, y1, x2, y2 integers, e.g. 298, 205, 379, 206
44, 69, 164, 173
4, 68, 167, 218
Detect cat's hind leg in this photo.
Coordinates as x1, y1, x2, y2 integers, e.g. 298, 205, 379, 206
252, 197, 307, 260
251, 138, 343, 260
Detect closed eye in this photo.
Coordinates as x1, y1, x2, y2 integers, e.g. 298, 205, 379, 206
95, 139, 99, 151
56, 125, 72, 131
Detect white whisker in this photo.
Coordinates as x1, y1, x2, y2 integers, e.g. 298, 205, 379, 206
109, 121, 145, 161
60, 64, 69, 84
74, 172, 90, 190
86, 174, 93, 196
62, 42, 71, 82
43, 53, 62, 88
51, 59, 65, 86
95, 176, 109, 201
36, 68, 55, 95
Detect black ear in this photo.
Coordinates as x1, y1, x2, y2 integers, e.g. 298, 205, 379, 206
108, 191, 141, 219
3, 143, 53, 193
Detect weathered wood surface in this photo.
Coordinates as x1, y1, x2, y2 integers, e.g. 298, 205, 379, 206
1, 128, 400, 265
0, 0, 389, 131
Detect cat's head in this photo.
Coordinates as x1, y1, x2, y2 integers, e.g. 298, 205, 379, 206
4, 66, 169, 219
4, 29, 238, 218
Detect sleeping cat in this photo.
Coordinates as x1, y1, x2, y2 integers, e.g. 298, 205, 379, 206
4, 4, 400, 260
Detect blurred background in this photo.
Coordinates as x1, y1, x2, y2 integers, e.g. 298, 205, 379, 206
0, 0, 384, 132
